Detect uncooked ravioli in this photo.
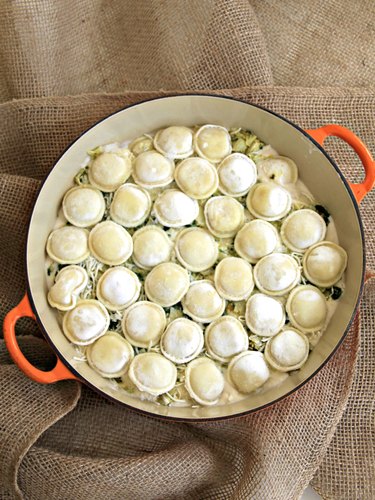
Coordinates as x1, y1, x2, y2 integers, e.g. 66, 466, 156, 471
46, 122, 347, 409
246, 182, 292, 221
175, 228, 218, 272
204, 196, 244, 237
63, 186, 105, 227
182, 280, 226, 323
234, 220, 279, 263
132, 226, 172, 269
217, 153, 257, 197
154, 126, 194, 159
154, 189, 199, 227
122, 301, 166, 348
174, 157, 218, 199
264, 328, 309, 372
281, 209, 326, 252
194, 125, 232, 163
88, 151, 133, 192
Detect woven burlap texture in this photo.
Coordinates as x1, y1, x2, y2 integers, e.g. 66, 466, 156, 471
0, 0, 374, 103
0, 88, 374, 500
249, 0, 375, 87
0, 0, 272, 102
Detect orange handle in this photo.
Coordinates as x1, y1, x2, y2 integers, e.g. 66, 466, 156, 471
306, 124, 375, 203
3, 293, 78, 383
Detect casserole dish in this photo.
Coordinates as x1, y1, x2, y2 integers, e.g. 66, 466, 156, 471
3, 95, 375, 421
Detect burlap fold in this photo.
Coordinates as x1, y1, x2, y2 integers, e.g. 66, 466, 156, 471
1, 0, 374, 103
250, 0, 375, 87
0, 0, 272, 103
0, 337, 81, 499
0, 88, 374, 499
312, 275, 375, 499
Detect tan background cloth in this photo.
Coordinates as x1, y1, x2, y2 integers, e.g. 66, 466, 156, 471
0, 1, 374, 499
0, 0, 272, 101
249, 0, 375, 87
1, 0, 374, 102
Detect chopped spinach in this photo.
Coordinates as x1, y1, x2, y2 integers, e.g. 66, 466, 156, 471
315, 204, 330, 225
321, 285, 343, 300
109, 320, 120, 330
330, 286, 343, 300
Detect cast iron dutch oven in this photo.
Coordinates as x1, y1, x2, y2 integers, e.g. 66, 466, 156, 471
3, 95, 375, 421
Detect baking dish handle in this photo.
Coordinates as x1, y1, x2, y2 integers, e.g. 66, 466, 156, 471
306, 125, 375, 204
3, 293, 78, 384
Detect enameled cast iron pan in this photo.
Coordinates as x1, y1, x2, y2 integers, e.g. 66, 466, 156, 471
3, 95, 375, 421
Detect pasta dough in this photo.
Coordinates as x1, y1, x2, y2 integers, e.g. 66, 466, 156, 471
46, 123, 346, 409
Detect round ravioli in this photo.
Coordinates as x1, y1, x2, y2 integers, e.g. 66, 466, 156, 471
214, 257, 254, 301
281, 209, 326, 252
48, 122, 349, 408
245, 293, 285, 337
62, 186, 105, 227
133, 150, 174, 188
160, 318, 204, 364
194, 125, 232, 163
303, 241, 347, 287
265, 328, 309, 372
144, 262, 190, 307
182, 280, 226, 323
257, 156, 298, 185
110, 183, 151, 227
286, 285, 328, 333
154, 189, 199, 227
132, 226, 172, 269
154, 126, 194, 159
246, 183, 292, 221
175, 228, 218, 272
205, 316, 249, 363
88, 151, 133, 192
96, 267, 140, 311
62, 299, 110, 345
86, 332, 134, 378
217, 153, 257, 197
129, 135, 154, 156
204, 196, 244, 238
174, 157, 218, 199
46, 226, 89, 264
48, 265, 88, 311
122, 301, 166, 348
89, 221, 133, 265
234, 220, 279, 264
185, 357, 225, 405
228, 351, 270, 394
128, 353, 177, 396
254, 253, 300, 296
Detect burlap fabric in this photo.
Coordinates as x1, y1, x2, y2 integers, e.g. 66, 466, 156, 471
250, 0, 375, 87
0, 1, 374, 499
0, 0, 272, 102
0, 88, 374, 500
1, 0, 374, 102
